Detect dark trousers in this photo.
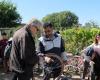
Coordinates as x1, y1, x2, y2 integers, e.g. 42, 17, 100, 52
11, 71, 17, 80
82, 60, 90, 79
11, 68, 33, 80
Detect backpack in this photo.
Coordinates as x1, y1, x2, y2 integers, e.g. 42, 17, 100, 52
86, 47, 94, 57
4, 42, 12, 59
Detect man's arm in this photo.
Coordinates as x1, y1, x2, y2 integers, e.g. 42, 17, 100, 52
61, 38, 67, 62
37, 41, 45, 54
61, 38, 65, 53
37, 41, 52, 63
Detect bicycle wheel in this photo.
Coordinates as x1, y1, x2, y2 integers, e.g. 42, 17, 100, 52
44, 53, 64, 79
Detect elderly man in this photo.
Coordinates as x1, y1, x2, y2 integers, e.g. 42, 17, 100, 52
10, 18, 42, 80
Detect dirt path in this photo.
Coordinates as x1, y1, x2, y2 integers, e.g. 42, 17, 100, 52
0, 67, 88, 80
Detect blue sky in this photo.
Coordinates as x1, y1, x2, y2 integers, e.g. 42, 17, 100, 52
11, 0, 100, 25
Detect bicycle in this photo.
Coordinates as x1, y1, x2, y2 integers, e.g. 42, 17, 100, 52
33, 53, 70, 80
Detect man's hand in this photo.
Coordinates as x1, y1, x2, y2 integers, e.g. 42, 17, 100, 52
44, 56, 52, 63
38, 53, 44, 57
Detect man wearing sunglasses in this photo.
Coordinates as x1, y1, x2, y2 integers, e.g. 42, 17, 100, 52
9, 18, 42, 80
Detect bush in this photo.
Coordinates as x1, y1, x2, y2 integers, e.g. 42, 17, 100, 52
60, 27, 100, 55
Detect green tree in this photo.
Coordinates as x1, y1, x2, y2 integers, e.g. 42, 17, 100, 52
42, 11, 78, 29
0, 0, 22, 28
84, 20, 99, 28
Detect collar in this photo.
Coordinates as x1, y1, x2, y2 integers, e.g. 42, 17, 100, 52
43, 33, 58, 41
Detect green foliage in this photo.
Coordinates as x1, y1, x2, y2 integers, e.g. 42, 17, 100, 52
60, 27, 100, 55
84, 20, 99, 28
42, 11, 78, 29
0, 0, 22, 28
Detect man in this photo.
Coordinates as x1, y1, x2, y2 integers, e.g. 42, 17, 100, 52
9, 18, 42, 80
38, 22, 67, 80
81, 46, 94, 80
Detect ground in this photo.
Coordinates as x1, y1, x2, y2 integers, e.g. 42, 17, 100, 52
0, 68, 85, 80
